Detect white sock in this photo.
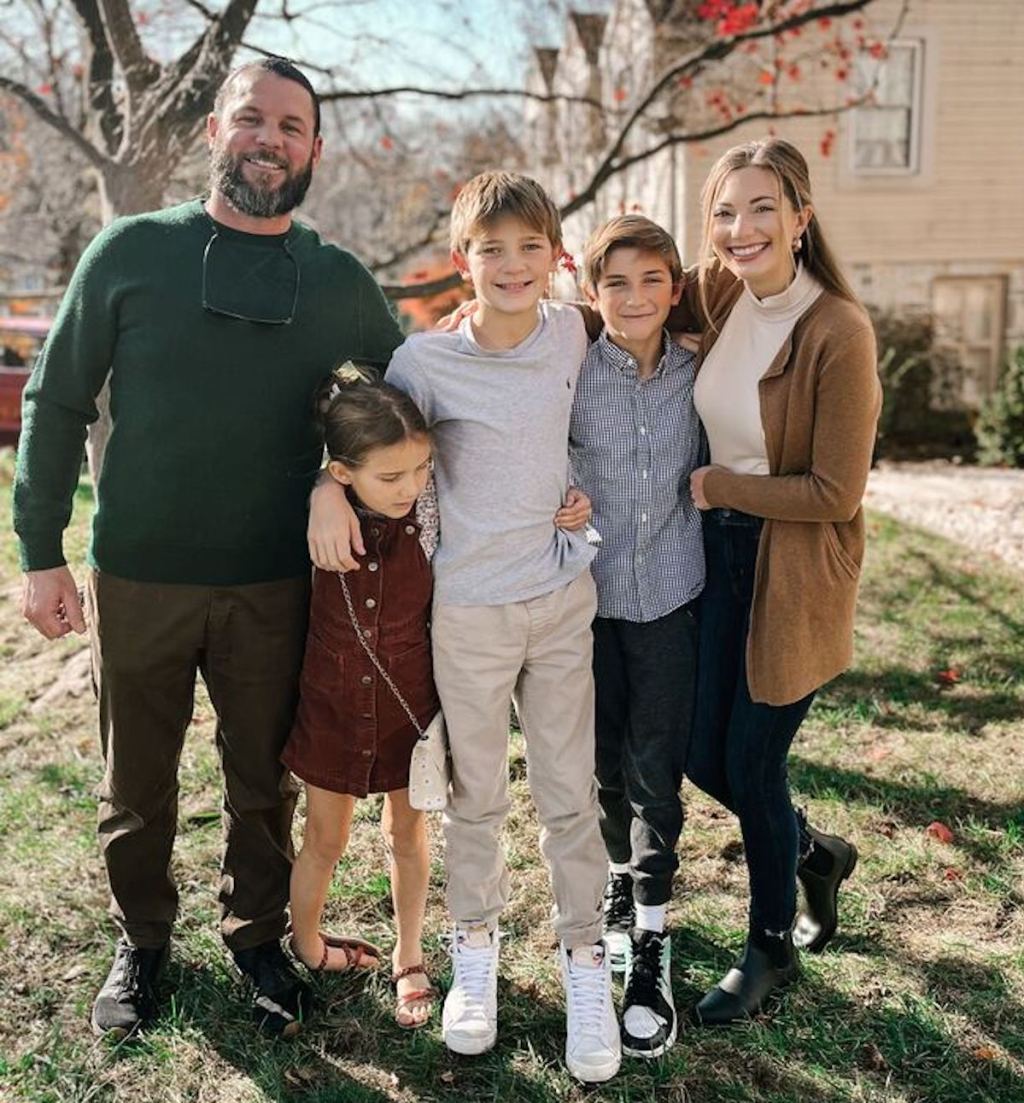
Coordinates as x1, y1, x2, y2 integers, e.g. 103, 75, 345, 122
634, 903, 666, 933
609, 861, 631, 876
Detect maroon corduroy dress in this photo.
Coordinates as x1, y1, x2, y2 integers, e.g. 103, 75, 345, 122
282, 513, 438, 797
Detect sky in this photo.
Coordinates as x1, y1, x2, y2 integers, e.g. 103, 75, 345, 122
243, 0, 612, 91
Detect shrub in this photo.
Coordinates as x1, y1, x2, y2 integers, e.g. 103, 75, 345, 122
867, 306, 974, 460
974, 346, 1024, 467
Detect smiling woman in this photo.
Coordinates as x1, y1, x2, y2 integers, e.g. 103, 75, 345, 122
679, 137, 882, 1026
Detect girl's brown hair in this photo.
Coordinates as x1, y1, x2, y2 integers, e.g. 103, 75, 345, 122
316, 364, 428, 466
698, 138, 858, 321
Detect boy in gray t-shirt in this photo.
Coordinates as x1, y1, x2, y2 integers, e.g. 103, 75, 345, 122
312, 173, 620, 1084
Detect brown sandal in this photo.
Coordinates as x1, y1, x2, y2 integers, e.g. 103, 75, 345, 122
392, 963, 437, 1029
289, 932, 383, 973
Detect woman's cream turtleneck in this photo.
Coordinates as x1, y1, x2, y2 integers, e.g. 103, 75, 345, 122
694, 263, 823, 476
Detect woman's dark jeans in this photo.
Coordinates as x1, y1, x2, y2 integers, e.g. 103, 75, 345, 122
688, 508, 815, 937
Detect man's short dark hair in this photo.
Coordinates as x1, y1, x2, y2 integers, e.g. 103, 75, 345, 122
215, 57, 321, 137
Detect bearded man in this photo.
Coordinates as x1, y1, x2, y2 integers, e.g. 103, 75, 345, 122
13, 58, 403, 1039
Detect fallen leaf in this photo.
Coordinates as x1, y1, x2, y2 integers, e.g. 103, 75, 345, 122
935, 667, 961, 686
860, 1042, 888, 1071
973, 1045, 997, 1061
439, 1070, 456, 1085
942, 867, 963, 881
62, 964, 89, 982
926, 821, 954, 844
283, 1067, 317, 1087
878, 818, 898, 838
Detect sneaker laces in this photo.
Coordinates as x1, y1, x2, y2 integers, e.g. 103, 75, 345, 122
117, 945, 143, 998
602, 874, 633, 931
566, 950, 609, 1037
624, 931, 662, 1011
451, 935, 495, 1016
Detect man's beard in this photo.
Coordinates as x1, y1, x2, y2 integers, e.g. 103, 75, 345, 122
210, 145, 314, 219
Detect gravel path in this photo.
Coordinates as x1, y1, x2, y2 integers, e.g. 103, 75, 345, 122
865, 461, 1024, 576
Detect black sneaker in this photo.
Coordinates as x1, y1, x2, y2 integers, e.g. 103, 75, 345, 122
602, 872, 634, 974
233, 939, 312, 1038
91, 938, 168, 1039
621, 929, 676, 1057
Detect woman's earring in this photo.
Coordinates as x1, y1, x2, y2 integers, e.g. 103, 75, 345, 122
793, 236, 803, 253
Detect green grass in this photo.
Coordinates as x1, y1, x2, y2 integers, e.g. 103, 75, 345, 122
1, 448, 1022, 1101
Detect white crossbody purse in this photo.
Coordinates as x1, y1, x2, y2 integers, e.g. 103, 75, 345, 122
336, 573, 449, 812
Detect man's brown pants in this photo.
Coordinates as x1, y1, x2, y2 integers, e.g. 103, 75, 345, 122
85, 570, 309, 951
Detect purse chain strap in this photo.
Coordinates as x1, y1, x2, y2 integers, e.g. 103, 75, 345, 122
336, 572, 427, 740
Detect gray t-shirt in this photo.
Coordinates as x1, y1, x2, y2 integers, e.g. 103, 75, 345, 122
386, 300, 596, 606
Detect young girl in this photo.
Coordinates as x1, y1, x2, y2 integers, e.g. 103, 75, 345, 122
282, 365, 440, 1029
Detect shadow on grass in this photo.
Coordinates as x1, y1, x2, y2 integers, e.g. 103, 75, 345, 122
819, 667, 1022, 735
918, 955, 1024, 1057
157, 956, 594, 1103
790, 757, 1024, 834
674, 928, 1024, 1103
863, 537, 1024, 641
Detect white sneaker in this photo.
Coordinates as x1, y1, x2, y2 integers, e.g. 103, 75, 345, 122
560, 941, 622, 1083
443, 925, 499, 1055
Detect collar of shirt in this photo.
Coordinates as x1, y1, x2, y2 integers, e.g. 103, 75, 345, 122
595, 328, 682, 381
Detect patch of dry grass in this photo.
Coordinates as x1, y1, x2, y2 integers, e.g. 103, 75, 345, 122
1, 452, 1022, 1102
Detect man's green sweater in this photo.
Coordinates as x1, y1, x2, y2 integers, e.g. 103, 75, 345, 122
14, 200, 403, 585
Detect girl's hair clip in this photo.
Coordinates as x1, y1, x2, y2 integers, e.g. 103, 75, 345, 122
328, 361, 373, 400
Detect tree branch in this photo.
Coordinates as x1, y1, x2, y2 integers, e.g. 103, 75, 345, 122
69, 0, 123, 153
319, 84, 602, 110
0, 74, 109, 171
155, 0, 260, 152
381, 272, 461, 300
584, 0, 878, 214
565, 102, 867, 219
367, 209, 447, 275
96, 0, 158, 95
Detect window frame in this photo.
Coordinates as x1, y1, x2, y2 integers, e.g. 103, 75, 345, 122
850, 38, 925, 177
930, 275, 1008, 406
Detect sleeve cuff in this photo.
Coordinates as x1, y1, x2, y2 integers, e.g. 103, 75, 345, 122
18, 534, 67, 573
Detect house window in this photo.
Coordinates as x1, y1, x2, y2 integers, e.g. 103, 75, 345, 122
931, 276, 1007, 407
852, 40, 923, 174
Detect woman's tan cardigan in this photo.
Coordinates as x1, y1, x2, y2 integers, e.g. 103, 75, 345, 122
685, 266, 882, 706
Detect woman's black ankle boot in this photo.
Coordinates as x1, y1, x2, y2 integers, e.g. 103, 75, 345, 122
793, 810, 858, 953
693, 931, 799, 1026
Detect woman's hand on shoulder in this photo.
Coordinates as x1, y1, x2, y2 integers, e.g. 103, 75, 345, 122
308, 473, 364, 571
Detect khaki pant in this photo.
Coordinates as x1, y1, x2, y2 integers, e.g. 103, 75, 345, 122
432, 571, 605, 946
85, 571, 309, 950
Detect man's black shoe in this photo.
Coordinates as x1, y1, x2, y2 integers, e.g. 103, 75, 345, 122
602, 872, 634, 974
693, 935, 798, 1026
233, 939, 312, 1038
621, 929, 676, 1057
794, 811, 858, 953
91, 938, 169, 1039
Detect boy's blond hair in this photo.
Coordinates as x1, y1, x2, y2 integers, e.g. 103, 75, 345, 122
581, 215, 683, 291
449, 171, 562, 254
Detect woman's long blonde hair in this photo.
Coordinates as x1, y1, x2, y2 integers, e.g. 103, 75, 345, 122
698, 138, 858, 322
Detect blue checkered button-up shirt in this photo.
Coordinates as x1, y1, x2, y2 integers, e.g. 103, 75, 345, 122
569, 330, 705, 622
